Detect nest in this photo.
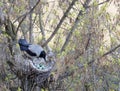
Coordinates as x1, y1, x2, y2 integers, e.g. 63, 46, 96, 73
9, 52, 55, 87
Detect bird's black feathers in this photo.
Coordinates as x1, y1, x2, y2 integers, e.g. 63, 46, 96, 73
18, 39, 46, 61
40, 51, 46, 61
18, 39, 30, 51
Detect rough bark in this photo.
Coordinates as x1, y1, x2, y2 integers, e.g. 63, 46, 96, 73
0, 13, 55, 91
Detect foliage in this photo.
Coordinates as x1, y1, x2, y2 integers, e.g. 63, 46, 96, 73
0, 0, 120, 91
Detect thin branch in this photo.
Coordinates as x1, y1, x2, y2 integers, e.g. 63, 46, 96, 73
29, 0, 34, 43
39, 12, 46, 42
39, 12, 50, 52
85, 33, 91, 50
15, 0, 40, 33
86, 0, 110, 8
60, 0, 91, 52
101, 44, 120, 58
44, 1, 55, 27
97, 0, 110, 6
60, 0, 110, 52
57, 71, 74, 81
60, 10, 83, 52
14, 0, 40, 23
82, 0, 91, 8
42, 0, 78, 47
78, 44, 120, 69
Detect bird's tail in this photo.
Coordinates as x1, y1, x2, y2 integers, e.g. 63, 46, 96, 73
18, 39, 30, 46
18, 39, 30, 51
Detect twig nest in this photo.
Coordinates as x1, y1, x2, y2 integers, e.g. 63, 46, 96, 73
12, 54, 54, 79
31, 58, 54, 72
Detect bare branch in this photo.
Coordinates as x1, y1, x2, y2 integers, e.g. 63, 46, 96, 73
101, 44, 120, 58
87, 0, 110, 8
60, 0, 110, 52
60, 0, 91, 52
78, 44, 120, 69
29, 0, 34, 43
39, 12, 48, 49
42, 0, 78, 47
15, 0, 41, 33
85, 33, 91, 50
39, 12, 46, 42
60, 10, 83, 52
97, 0, 110, 6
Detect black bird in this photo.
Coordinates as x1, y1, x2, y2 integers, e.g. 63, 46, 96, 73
18, 39, 46, 62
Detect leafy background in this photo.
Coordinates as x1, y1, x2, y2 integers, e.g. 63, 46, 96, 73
0, 0, 120, 91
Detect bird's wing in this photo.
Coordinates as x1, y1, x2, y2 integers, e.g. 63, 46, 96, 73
28, 44, 43, 56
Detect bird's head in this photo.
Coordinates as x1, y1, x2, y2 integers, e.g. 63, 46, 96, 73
40, 51, 47, 61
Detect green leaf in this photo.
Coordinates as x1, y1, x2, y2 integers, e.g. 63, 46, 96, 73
0, 2, 3, 7
17, 87, 22, 91
99, 46, 105, 56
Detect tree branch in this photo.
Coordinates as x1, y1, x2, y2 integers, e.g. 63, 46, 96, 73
101, 44, 120, 58
42, 0, 78, 47
60, 10, 83, 52
78, 44, 120, 69
60, 0, 110, 52
29, 0, 34, 43
87, 0, 110, 8
15, 0, 40, 33
60, 0, 91, 52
